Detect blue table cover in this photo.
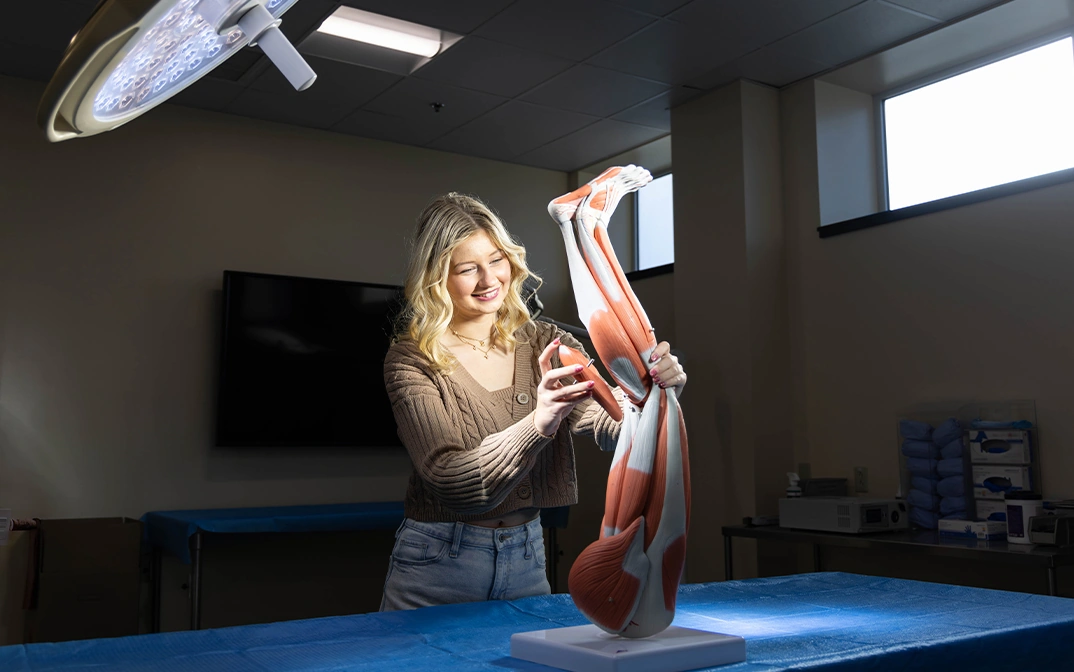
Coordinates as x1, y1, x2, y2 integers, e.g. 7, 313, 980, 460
142, 502, 405, 564
3, 572, 1073, 671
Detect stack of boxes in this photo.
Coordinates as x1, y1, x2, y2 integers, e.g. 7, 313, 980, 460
900, 418, 966, 529
969, 429, 1034, 521
898, 402, 1039, 540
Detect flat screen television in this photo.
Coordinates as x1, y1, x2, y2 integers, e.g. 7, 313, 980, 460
215, 270, 405, 447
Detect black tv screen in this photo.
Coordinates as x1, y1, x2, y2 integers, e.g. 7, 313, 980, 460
215, 270, 404, 447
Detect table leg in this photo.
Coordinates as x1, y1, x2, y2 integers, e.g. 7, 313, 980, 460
190, 532, 203, 631
1049, 565, 1057, 596
151, 547, 162, 633
724, 535, 733, 581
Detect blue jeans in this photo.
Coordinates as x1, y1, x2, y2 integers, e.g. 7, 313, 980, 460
379, 517, 550, 611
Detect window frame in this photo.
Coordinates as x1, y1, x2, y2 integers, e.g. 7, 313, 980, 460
632, 169, 674, 276
822, 30, 1074, 238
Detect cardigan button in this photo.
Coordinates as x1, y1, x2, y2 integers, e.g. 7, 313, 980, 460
516, 392, 530, 405
517, 486, 531, 499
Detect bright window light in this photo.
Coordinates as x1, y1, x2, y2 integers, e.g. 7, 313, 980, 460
637, 173, 674, 271
884, 37, 1074, 210
317, 7, 441, 58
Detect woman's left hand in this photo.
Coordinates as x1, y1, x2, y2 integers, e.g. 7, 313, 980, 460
649, 341, 686, 395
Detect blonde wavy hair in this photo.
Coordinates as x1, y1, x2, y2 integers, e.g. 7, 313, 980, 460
395, 192, 541, 372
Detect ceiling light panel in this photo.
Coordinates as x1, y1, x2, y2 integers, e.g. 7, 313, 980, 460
317, 7, 442, 57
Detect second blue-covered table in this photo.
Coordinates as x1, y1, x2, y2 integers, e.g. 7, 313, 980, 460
142, 502, 405, 630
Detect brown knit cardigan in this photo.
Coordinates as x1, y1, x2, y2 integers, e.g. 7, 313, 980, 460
383, 320, 622, 522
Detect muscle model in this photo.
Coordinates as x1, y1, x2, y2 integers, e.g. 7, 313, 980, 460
547, 166, 691, 638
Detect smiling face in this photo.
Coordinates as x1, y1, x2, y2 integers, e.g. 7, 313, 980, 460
446, 230, 513, 325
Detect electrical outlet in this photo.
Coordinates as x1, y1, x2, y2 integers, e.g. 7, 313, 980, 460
854, 467, 868, 493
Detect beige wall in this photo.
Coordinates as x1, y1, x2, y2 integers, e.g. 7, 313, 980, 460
670, 80, 792, 583
784, 80, 1074, 502
0, 74, 575, 642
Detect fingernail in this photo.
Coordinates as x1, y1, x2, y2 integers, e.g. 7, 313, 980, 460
650, 369, 658, 377
659, 383, 666, 388
587, 381, 595, 388
650, 354, 656, 362
553, 338, 561, 345
575, 365, 584, 373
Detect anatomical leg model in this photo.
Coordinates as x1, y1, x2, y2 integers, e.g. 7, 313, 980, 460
547, 165, 691, 639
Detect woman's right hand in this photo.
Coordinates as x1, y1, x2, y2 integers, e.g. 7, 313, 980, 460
533, 338, 594, 437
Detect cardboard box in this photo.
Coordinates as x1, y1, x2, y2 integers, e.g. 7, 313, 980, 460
968, 430, 1031, 464
23, 517, 143, 643
974, 499, 1007, 522
972, 465, 1032, 501
938, 519, 1007, 540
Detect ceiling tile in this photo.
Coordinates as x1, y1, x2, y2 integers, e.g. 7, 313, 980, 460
429, 101, 599, 161
735, 48, 834, 88
604, 0, 694, 17
224, 88, 357, 130
346, 78, 507, 142
881, 0, 1008, 21
168, 77, 245, 112
521, 64, 668, 117
687, 45, 832, 90
339, 0, 516, 33
363, 78, 507, 120
516, 119, 668, 171
277, 0, 340, 41
411, 37, 574, 98
474, 0, 655, 62
0, 42, 64, 82
610, 87, 703, 130
248, 56, 401, 109
585, 20, 746, 85
767, 0, 941, 69
668, 0, 864, 49
204, 49, 265, 83
334, 109, 449, 146
0, 3, 95, 50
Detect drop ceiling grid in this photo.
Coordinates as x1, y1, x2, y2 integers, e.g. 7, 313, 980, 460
0, 0, 1019, 171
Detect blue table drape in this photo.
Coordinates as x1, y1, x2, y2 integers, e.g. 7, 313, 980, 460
3, 572, 1074, 671
142, 501, 405, 563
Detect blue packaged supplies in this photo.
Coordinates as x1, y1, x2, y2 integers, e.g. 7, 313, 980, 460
907, 457, 938, 475
907, 489, 940, 511
902, 439, 939, 459
936, 475, 964, 498
911, 476, 939, 494
910, 507, 938, 529
932, 417, 962, 447
937, 458, 964, 477
900, 419, 933, 441
970, 419, 1033, 429
940, 496, 966, 515
940, 438, 963, 459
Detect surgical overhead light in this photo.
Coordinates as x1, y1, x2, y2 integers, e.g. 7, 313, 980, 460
38, 0, 317, 142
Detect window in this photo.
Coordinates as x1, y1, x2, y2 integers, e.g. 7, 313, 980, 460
883, 36, 1074, 210
636, 172, 673, 271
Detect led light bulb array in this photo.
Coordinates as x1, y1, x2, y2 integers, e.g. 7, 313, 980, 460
39, 0, 313, 141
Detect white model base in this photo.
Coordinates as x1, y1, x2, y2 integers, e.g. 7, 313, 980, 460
510, 624, 746, 672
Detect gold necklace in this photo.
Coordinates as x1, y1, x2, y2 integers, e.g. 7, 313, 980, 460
452, 328, 494, 359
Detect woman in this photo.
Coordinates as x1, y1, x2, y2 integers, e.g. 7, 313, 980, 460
380, 192, 686, 611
